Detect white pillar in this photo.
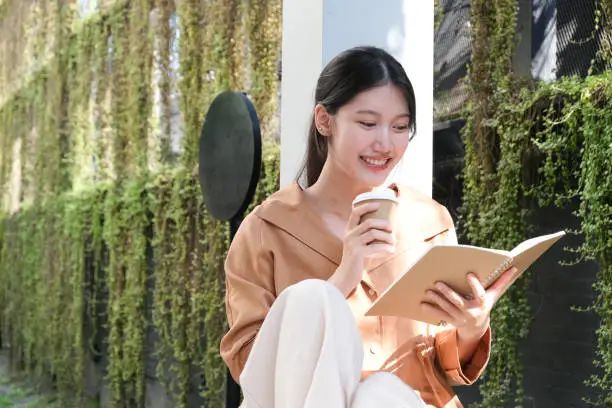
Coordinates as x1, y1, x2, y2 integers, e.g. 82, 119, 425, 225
280, 0, 434, 197
532, 0, 557, 82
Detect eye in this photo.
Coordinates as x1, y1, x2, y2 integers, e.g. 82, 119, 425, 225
393, 124, 410, 132
358, 121, 376, 128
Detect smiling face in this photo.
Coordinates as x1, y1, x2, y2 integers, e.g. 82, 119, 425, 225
315, 84, 412, 191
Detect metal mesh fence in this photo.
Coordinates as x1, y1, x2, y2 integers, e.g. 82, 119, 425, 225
433, 0, 607, 119
556, 0, 604, 77
434, 0, 471, 120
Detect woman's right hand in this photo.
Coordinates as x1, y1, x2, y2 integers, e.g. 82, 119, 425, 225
329, 202, 396, 296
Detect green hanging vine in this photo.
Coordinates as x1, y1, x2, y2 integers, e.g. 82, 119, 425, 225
176, 0, 208, 167
461, 1, 612, 406
600, 1, 612, 66
247, 0, 282, 134
0, 0, 283, 407
462, 0, 530, 406
523, 73, 612, 406
156, 0, 174, 163
578, 82, 612, 407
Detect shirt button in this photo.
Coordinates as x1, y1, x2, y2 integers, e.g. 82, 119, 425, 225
369, 345, 379, 355
368, 289, 376, 297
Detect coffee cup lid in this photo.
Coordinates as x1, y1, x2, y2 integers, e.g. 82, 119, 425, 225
352, 188, 399, 206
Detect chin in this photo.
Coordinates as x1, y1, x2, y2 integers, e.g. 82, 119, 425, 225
355, 173, 392, 190
336, 160, 396, 190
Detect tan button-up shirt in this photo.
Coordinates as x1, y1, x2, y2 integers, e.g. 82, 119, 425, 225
220, 182, 491, 407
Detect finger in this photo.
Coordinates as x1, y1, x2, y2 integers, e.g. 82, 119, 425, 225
466, 274, 487, 305
487, 267, 519, 301
360, 229, 396, 246
364, 243, 396, 258
424, 290, 463, 322
420, 302, 453, 327
348, 203, 379, 230
435, 282, 468, 310
354, 218, 393, 235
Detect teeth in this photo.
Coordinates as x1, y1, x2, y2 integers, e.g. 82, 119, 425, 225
363, 157, 388, 166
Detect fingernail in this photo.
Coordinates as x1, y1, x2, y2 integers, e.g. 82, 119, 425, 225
435, 282, 445, 291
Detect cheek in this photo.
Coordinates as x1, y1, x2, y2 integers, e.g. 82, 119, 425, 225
393, 134, 411, 152
332, 128, 369, 155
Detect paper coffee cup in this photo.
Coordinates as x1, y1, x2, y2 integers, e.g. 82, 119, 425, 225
352, 189, 399, 243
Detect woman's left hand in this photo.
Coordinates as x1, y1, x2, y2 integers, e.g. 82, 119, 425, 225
420, 267, 519, 341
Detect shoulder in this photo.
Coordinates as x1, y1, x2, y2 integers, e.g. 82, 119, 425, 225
232, 182, 303, 243
234, 209, 265, 241
253, 182, 303, 215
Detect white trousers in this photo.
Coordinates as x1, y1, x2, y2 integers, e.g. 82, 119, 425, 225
239, 279, 427, 408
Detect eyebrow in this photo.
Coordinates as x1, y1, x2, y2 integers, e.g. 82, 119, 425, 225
355, 109, 411, 119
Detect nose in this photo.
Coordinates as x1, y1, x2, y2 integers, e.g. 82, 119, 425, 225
373, 126, 392, 152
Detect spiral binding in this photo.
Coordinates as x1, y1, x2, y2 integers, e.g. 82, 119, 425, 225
483, 257, 514, 287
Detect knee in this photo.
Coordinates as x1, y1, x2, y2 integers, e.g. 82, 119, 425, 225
278, 279, 345, 310
283, 279, 334, 298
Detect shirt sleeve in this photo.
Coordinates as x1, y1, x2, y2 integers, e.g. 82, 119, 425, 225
219, 214, 276, 383
429, 210, 492, 386
434, 326, 491, 385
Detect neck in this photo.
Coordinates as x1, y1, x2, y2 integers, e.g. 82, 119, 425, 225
305, 160, 374, 220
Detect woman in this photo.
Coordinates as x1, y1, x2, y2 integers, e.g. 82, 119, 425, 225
220, 46, 515, 408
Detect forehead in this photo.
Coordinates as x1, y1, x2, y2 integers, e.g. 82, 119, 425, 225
342, 84, 409, 115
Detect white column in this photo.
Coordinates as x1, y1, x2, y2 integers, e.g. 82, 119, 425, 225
279, 0, 324, 189
532, 0, 557, 81
280, 0, 434, 197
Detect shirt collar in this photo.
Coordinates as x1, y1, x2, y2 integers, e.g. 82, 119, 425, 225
254, 181, 452, 270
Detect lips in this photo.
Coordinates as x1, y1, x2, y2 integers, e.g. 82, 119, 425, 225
362, 157, 388, 166
360, 156, 392, 171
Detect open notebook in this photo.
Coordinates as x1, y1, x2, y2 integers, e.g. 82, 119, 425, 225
365, 231, 566, 325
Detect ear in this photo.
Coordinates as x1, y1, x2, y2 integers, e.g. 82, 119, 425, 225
314, 104, 333, 136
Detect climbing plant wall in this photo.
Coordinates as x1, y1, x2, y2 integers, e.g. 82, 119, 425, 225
462, 0, 612, 406
0, 1, 281, 407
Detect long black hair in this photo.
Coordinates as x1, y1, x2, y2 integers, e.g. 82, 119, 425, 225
297, 46, 417, 187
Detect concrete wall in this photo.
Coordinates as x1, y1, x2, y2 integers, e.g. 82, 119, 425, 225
521, 203, 601, 407
453, 203, 601, 407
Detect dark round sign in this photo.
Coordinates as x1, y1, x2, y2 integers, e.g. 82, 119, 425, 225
199, 91, 262, 222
